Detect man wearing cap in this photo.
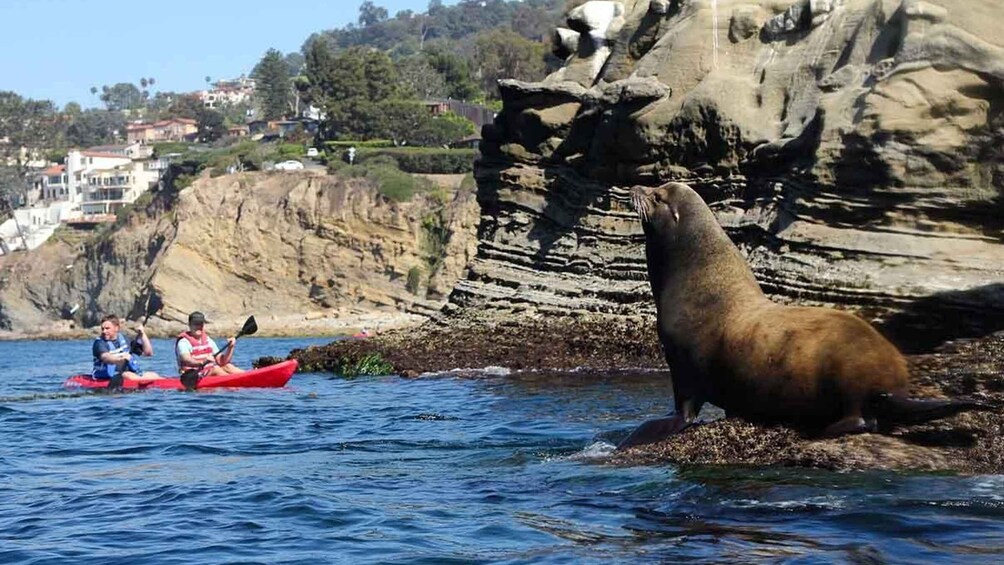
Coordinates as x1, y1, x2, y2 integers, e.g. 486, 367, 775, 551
175, 311, 244, 377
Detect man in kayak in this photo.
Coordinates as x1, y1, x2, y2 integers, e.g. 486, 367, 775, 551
175, 311, 244, 377
92, 315, 163, 384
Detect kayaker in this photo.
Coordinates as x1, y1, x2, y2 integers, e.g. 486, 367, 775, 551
92, 315, 163, 384
175, 311, 244, 377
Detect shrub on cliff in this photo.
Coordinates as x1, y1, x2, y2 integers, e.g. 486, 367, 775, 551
278, 143, 305, 158
355, 148, 476, 174
370, 166, 426, 202
340, 159, 432, 202
406, 266, 423, 295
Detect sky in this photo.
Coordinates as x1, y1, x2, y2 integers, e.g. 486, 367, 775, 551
0, 0, 451, 108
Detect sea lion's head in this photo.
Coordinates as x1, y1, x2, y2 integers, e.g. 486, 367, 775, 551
630, 182, 695, 237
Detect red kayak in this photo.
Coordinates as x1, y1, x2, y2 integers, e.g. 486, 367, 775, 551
63, 359, 298, 390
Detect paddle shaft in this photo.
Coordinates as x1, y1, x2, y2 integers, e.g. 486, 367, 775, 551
212, 316, 258, 363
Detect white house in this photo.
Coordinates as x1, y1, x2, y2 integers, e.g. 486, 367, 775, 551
70, 150, 163, 216
0, 201, 79, 253
200, 76, 256, 109
35, 164, 68, 202
31, 147, 166, 217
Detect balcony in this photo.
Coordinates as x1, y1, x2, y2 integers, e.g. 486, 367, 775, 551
88, 178, 131, 189
84, 189, 125, 202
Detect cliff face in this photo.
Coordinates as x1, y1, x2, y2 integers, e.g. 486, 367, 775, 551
461, 0, 1004, 349
0, 171, 479, 334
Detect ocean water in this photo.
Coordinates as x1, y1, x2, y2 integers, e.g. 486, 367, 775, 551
1, 337, 1003, 563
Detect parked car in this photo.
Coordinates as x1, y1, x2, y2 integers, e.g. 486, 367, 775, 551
306, 147, 319, 158
274, 160, 304, 171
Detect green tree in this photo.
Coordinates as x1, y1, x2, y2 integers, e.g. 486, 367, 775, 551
216, 100, 254, 126
0, 92, 60, 202
424, 45, 480, 101
146, 91, 180, 117
358, 1, 389, 27
196, 108, 226, 142
164, 94, 205, 120
511, 2, 554, 40
99, 82, 145, 111
396, 56, 448, 100
284, 52, 305, 76
253, 48, 292, 121
302, 42, 401, 140
63, 101, 83, 117
413, 113, 475, 146
369, 100, 430, 145
65, 109, 125, 147
471, 28, 547, 98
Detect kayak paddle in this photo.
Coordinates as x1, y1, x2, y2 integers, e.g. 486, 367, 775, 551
180, 315, 258, 391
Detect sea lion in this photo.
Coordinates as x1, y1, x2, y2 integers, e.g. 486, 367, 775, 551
618, 182, 987, 449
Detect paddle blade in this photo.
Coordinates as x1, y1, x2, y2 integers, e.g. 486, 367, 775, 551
236, 316, 258, 339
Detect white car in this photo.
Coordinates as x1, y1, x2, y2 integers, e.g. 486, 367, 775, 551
306, 147, 319, 158
274, 160, 304, 171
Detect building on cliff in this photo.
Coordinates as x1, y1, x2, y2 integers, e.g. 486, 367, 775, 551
199, 76, 255, 109
1, 145, 169, 254
125, 118, 198, 144
68, 148, 164, 217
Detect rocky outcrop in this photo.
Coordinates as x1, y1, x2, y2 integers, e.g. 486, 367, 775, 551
0, 171, 479, 335
461, 0, 1004, 350
611, 329, 1004, 473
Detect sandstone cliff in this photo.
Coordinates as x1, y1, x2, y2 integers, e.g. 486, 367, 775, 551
0, 171, 479, 336
460, 0, 1004, 350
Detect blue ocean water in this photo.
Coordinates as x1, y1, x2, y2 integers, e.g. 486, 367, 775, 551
1, 337, 1003, 563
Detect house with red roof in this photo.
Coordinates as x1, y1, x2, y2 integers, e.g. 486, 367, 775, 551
126, 118, 198, 144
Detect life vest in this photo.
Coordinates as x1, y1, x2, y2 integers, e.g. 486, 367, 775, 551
92, 334, 133, 377
176, 331, 216, 371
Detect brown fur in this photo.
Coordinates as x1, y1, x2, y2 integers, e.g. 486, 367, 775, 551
619, 182, 918, 449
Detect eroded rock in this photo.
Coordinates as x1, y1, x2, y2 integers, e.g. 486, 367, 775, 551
0, 171, 480, 334
462, 0, 1004, 348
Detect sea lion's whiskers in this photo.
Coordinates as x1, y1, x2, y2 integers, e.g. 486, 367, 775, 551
631, 191, 649, 223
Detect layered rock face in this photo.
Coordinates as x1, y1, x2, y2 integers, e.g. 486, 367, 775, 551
0, 171, 478, 334
464, 0, 1004, 349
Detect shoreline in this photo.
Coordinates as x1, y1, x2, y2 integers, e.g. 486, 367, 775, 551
0, 310, 426, 342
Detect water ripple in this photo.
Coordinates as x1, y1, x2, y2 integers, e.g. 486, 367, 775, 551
0, 338, 1001, 562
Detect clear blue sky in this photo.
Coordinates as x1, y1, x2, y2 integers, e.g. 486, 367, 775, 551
0, 0, 451, 108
